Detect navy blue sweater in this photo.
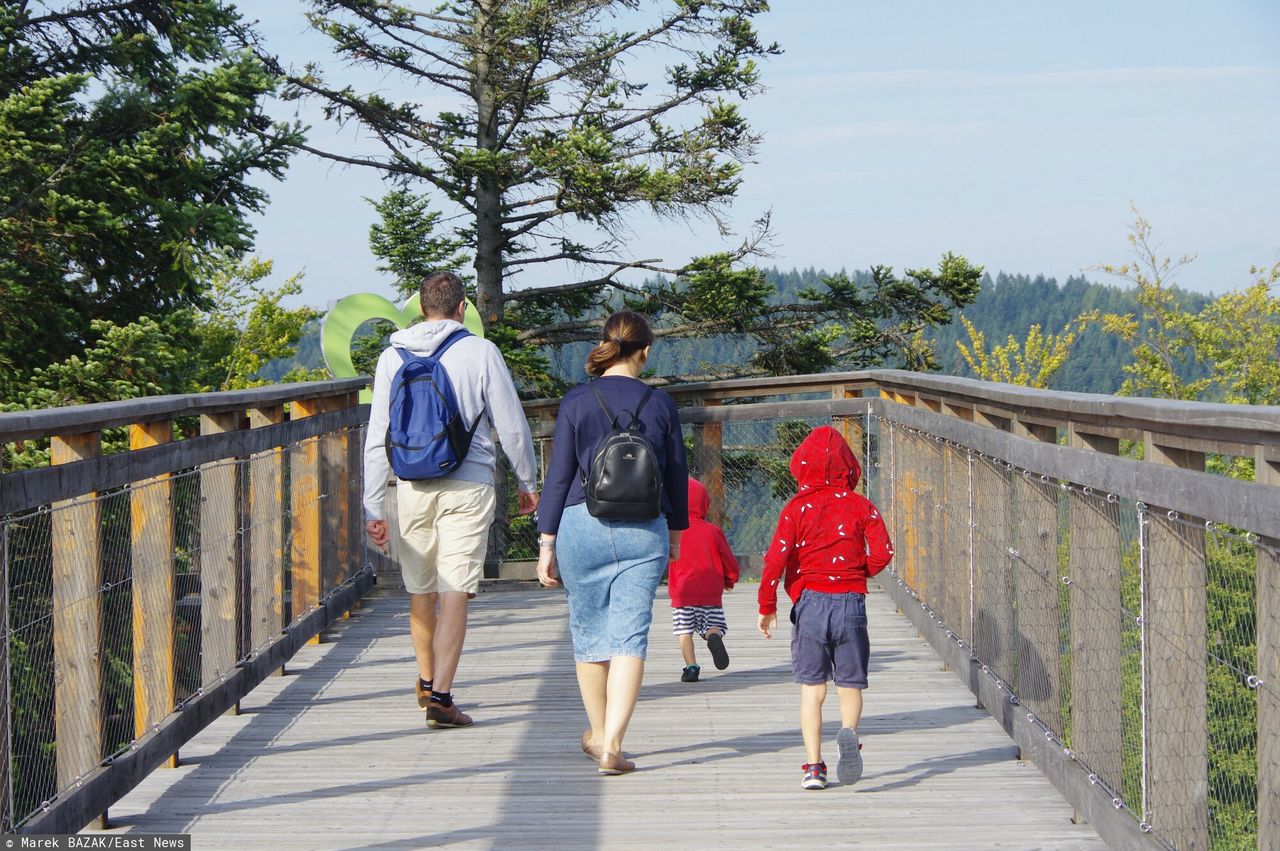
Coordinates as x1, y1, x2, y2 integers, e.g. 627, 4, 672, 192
537, 376, 689, 534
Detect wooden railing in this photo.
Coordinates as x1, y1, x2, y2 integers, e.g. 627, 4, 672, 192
4, 369, 1277, 849
0, 380, 372, 833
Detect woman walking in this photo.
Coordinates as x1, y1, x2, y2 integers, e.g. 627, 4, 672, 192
535, 310, 689, 775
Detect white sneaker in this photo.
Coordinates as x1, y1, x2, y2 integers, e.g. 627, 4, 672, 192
836, 727, 863, 785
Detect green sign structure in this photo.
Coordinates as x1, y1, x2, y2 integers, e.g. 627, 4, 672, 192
321, 293, 485, 402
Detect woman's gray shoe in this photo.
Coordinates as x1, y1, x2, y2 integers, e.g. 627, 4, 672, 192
836, 727, 863, 785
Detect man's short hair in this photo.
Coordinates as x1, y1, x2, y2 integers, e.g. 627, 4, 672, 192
420, 271, 466, 319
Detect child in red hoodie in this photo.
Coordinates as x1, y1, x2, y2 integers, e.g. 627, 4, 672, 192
669, 478, 740, 682
758, 426, 893, 791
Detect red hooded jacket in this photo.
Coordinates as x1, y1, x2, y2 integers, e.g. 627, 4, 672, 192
758, 426, 894, 616
668, 478, 740, 608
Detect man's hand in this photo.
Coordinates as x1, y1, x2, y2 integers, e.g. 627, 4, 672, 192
517, 490, 540, 516
536, 545, 560, 587
758, 613, 777, 639
365, 519, 389, 551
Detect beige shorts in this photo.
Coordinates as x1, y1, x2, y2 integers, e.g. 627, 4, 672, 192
396, 478, 496, 595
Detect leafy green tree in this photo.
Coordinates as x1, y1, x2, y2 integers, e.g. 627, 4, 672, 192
2, 256, 323, 470
0, 1, 302, 391
284, 2, 981, 391
956, 313, 1094, 389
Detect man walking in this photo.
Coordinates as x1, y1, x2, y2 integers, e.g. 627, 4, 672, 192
363, 271, 539, 728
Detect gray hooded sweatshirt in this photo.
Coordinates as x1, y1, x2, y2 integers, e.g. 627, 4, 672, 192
362, 319, 538, 521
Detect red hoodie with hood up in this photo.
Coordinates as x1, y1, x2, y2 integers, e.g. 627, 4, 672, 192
758, 426, 894, 616
668, 478, 740, 608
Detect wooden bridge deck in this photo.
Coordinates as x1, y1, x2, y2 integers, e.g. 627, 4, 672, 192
100, 582, 1106, 849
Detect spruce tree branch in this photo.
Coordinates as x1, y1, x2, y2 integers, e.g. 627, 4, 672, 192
349, 2, 470, 47
23, 1, 145, 27
529, 12, 690, 89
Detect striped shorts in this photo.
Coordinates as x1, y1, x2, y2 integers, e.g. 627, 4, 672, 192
671, 605, 728, 637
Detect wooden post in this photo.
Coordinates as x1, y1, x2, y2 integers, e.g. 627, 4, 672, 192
198, 413, 240, 701
129, 420, 175, 768
0, 516, 8, 829
248, 406, 285, 668
50, 433, 103, 804
691, 399, 725, 528
1011, 419, 1063, 729
898, 429, 923, 594
290, 399, 322, 641
971, 451, 1012, 673
834, 386, 865, 495
319, 395, 348, 592
1066, 425, 1124, 803
0, 519, 9, 833
1144, 435, 1209, 850
346, 392, 363, 588
939, 442, 967, 638
1257, 450, 1280, 851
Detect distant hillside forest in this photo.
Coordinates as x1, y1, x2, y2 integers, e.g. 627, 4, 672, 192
274, 268, 1213, 395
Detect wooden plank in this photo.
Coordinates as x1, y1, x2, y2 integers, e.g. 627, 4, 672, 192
0, 379, 368, 444
1, 409, 366, 517
129, 421, 175, 766
1066, 426, 1124, 804
289, 399, 322, 637
50, 433, 103, 801
1257, 452, 1280, 851
100, 585, 1108, 850
1143, 434, 1208, 850
248, 407, 285, 657
199, 413, 241, 691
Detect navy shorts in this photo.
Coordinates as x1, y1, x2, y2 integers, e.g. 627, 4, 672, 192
789, 589, 870, 688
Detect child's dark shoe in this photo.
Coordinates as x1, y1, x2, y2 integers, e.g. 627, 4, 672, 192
680, 664, 700, 682
835, 727, 863, 785
706, 632, 730, 670
801, 761, 828, 790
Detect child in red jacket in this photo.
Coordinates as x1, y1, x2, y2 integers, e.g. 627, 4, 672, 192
758, 426, 893, 790
669, 478, 739, 682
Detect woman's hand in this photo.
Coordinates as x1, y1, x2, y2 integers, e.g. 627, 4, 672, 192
537, 542, 560, 587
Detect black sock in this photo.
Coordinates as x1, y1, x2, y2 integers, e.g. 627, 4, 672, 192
430, 690, 453, 708
419, 678, 433, 692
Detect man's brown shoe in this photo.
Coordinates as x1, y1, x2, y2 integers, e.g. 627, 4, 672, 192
415, 679, 431, 711
426, 701, 473, 728
598, 751, 635, 775
581, 730, 602, 761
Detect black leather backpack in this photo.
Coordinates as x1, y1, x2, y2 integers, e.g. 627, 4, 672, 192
583, 384, 663, 520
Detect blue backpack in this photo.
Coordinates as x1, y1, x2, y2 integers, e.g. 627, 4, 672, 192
384, 329, 482, 480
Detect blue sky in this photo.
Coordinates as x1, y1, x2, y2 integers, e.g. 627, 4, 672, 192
245, 1, 1280, 310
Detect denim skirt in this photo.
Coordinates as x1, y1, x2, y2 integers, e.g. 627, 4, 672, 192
556, 502, 668, 662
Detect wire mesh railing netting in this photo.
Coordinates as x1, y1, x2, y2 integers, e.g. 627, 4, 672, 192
871, 414, 1266, 851
2, 423, 368, 831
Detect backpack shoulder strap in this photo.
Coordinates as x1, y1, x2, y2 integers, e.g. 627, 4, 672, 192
590, 384, 620, 429
630, 385, 655, 428
432, 328, 472, 360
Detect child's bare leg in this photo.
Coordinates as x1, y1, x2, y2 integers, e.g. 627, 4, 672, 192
836, 686, 863, 730
800, 683, 827, 764
704, 626, 722, 638
678, 633, 697, 666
